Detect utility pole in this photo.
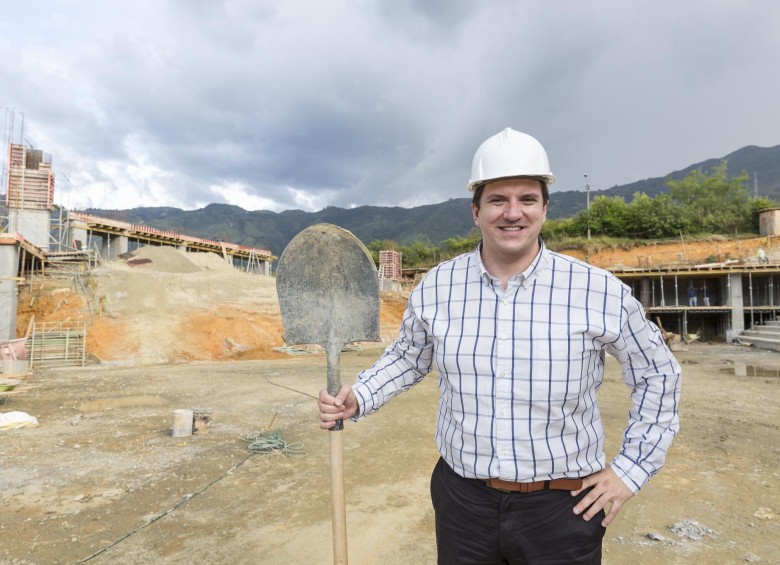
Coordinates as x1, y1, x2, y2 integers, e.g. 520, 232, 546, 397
584, 174, 591, 240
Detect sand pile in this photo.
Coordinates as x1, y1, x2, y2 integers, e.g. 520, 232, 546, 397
127, 246, 201, 273
124, 246, 242, 273
186, 250, 237, 271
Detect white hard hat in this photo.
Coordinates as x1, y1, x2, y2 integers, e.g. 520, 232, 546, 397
467, 128, 555, 191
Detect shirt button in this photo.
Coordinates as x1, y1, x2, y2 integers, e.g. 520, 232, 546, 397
500, 335, 507, 340
499, 371, 506, 377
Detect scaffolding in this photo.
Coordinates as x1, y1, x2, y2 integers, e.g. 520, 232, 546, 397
246, 249, 264, 274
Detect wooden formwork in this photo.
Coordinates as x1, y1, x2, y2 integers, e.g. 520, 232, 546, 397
379, 250, 403, 280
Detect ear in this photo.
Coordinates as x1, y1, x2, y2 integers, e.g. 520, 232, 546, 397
472, 203, 480, 225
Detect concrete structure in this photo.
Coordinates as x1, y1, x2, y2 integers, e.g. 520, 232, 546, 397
66, 212, 275, 274
0, 232, 48, 342
0, 238, 19, 339
5, 144, 55, 249
614, 262, 780, 343
738, 320, 780, 351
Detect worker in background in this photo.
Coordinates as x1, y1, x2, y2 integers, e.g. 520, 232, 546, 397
701, 285, 711, 307
688, 284, 698, 307
319, 128, 682, 564
757, 246, 768, 264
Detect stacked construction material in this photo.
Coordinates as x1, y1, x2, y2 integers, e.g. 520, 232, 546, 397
379, 249, 402, 280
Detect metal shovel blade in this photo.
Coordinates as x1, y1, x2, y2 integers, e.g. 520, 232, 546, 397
276, 223, 380, 353
276, 223, 379, 565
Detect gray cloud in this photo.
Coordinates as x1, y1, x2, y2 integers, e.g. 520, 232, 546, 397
1, 0, 779, 212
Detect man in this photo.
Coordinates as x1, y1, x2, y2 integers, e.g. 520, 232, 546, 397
319, 128, 681, 564
688, 284, 698, 307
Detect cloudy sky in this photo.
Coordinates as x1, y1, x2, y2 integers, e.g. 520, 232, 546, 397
1, 0, 779, 213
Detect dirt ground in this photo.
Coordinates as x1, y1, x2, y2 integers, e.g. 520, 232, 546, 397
1, 246, 779, 564
561, 235, 777, 270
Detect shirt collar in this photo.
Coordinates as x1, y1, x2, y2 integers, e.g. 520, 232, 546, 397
474, 238, 549, 289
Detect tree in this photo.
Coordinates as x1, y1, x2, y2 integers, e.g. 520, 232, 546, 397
666, 161, 750, 234
624, 192, 684, 238
442, 228, 482, 257
401, 240, 438, 267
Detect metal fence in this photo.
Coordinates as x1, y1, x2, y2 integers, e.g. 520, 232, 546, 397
29, 321, 87, 368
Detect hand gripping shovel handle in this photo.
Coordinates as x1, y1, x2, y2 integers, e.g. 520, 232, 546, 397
327, 343, 344, 432
327, 342, 348, 564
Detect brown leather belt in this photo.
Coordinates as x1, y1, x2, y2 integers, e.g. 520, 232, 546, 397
484, 477, 583, 493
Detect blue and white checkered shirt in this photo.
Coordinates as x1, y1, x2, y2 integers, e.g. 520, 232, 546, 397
352, 240, 681, 493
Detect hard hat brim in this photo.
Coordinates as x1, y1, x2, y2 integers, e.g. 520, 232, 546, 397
467, 174, 555, 192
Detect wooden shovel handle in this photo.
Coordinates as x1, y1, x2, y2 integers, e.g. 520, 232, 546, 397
330, 430, 348, 564
326, 343, 348, 563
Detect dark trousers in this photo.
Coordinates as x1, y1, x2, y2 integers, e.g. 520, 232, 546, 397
430, 458, 605, 565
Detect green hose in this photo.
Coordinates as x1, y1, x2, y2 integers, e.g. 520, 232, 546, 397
242, 430, 305, 456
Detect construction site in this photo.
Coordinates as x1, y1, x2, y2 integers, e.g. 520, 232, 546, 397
0, 138, 778, 564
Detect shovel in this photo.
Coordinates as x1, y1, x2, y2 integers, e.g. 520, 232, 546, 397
276, 223, 379, 565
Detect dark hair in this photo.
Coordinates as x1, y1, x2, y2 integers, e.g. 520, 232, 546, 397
471, 178, 549, 210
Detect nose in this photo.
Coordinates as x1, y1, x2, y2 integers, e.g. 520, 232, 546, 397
503, 198, 523, 221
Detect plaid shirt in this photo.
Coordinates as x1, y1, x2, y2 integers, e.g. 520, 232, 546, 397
352, 241, 681, 493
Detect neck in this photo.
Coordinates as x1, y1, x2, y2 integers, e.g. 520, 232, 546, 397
480, 242, 540, 289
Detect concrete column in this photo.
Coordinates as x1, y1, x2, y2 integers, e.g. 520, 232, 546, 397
0, 244, 19, 340
727, 272, 744, 342
101, 234, 129, 260
640, 279, 651, 307
7, 209, 51, 250
115, 235, 129, 257
70, 225, 89, 250
659, 276, 666, 307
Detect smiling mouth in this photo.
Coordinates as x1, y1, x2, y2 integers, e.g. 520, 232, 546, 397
499, 226, 525, 231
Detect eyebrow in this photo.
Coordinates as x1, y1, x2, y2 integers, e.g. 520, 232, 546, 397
487, 193, 539, 199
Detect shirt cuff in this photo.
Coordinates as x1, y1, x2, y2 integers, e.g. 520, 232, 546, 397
349, 382, 369, 422
609, 454, 651, 494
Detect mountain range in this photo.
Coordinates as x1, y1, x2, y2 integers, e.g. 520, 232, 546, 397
87, 144, 780, 257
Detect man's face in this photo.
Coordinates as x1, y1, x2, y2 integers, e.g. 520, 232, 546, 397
472, 178, 547, 267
